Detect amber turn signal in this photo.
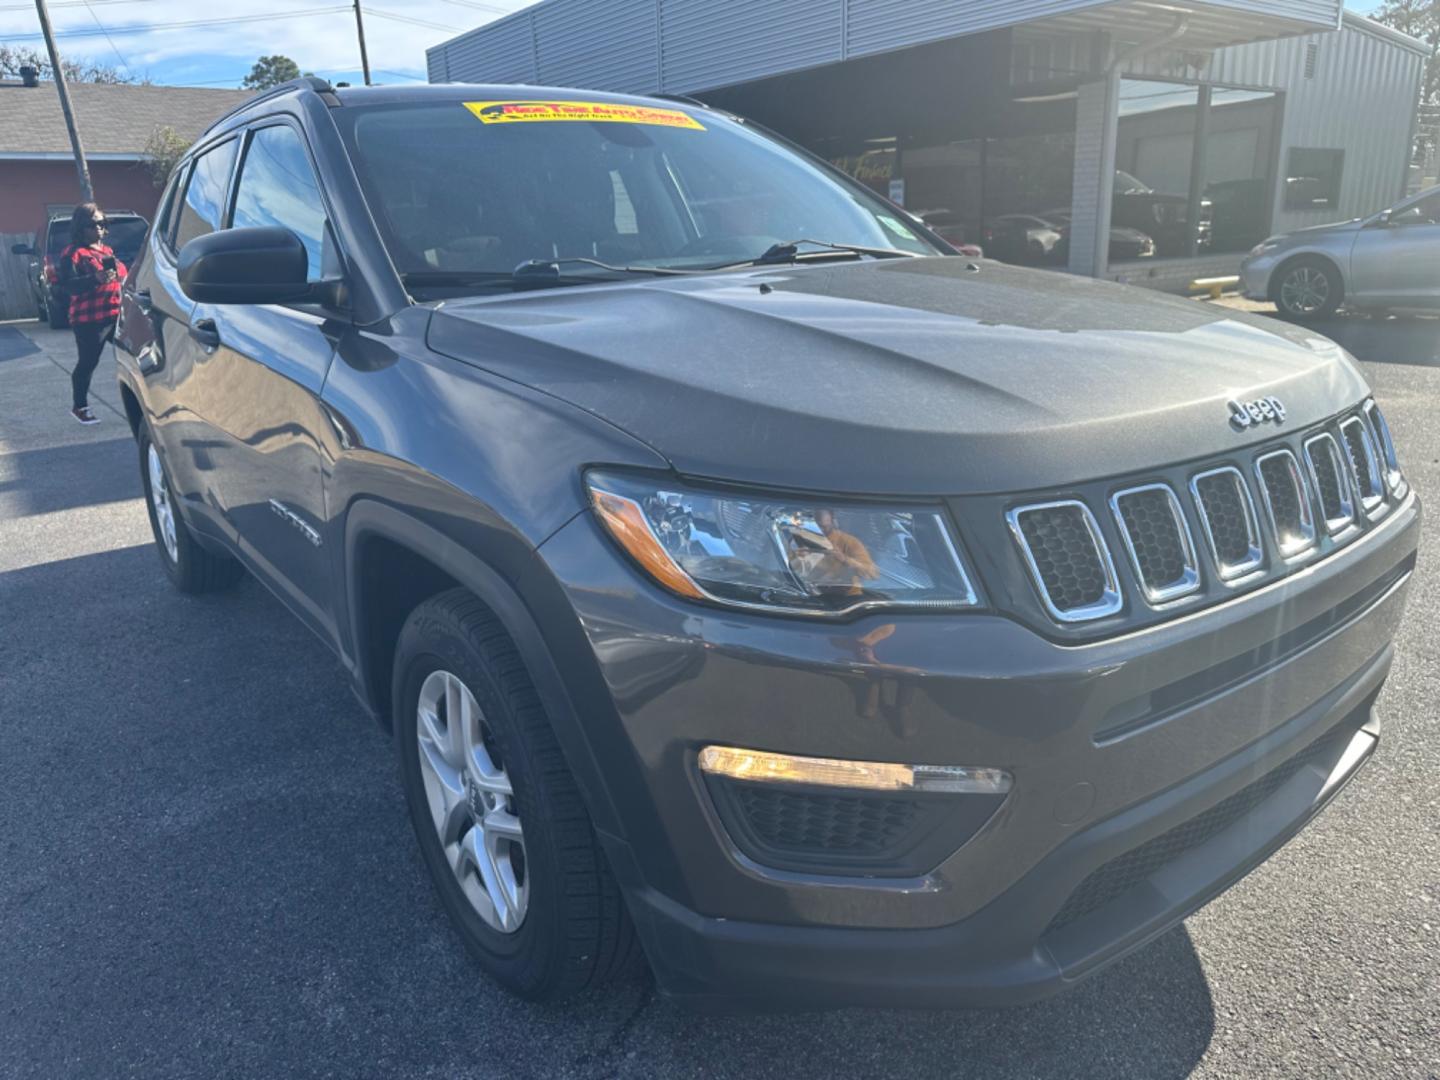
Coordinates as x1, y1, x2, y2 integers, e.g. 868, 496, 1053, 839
590, 487, 705, 600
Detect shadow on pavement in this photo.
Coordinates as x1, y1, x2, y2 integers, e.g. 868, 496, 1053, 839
1, 543, 1219, 1079
1280, 312, 1440, 368
0, 325, 41, 363
0, 436, 139, 518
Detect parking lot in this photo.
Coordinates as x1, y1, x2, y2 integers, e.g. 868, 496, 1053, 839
2, 308, 1437, 1079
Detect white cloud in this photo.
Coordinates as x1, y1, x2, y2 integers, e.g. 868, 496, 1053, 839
0, 0, 533, 84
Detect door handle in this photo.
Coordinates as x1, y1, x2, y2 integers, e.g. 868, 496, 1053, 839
135, 288, 152, 313
189, 317, 221, 352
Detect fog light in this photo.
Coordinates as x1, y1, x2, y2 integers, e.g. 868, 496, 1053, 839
698, 745, 1012, 795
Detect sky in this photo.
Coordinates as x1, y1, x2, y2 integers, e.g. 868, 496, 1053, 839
0, 0, 1391, 90
0, 0, 536, 88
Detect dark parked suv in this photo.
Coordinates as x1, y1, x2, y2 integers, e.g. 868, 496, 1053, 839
114, 79, 1419, 1008
12, 209, 147, 328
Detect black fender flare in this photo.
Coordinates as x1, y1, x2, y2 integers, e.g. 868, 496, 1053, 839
343, 498, 627, 842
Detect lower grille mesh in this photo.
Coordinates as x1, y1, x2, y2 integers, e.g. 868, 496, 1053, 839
1258, 452, 1307, 546
732, 785, 923, 855
1308, 438, 1347, 523
1115, 488, 1188, 591
1015, 505, 1108, 612
1193, 471, 1253, 566
1046, 724, 1354, 934
1341, 420, 1379, 502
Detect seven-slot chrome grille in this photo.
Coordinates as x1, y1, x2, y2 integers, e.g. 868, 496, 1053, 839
1008, 401, 1407, 624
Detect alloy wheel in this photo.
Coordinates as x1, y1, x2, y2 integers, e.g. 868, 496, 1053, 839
415, 669, 529, 933
147, 444, 179, 563
1280, 266, 1330, 315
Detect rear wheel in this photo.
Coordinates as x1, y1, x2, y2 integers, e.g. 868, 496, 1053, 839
137, 425, 244, 593
394, 588, 640, 1001
1274, 257, 1342, 320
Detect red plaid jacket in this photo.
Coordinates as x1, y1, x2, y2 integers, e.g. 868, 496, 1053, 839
59, 244, 127, 325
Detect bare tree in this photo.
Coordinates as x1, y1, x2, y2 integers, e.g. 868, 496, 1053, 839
0, 42, 143, 84
1374, 0, 1440, 179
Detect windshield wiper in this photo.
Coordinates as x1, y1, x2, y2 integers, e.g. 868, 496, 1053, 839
702, 239, 923, 271
402, 259, 695, 296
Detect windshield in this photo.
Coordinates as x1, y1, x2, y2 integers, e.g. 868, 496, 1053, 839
47, 215, 147, 262
333, 98, 939, 288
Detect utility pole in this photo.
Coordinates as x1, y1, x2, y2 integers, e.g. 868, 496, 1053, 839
33, 0, 93, 202
353, 0, 372, 86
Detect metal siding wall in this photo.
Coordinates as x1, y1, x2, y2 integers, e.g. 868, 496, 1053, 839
845, 0, 1105, 58
535, 0, 659, 92
427, 0, 1352, 92
1209, 22, 1421, 232
425, 12, 538, 85
658, 0, 841, 91
1185, 0, 1339, 26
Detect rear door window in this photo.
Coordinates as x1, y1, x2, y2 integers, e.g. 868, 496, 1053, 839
173, 138, 238, 251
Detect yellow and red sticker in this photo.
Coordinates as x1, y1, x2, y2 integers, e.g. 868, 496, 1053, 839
463, 100, 705, 130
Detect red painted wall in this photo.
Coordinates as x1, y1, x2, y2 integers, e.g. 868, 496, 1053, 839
0, 159, 162, 234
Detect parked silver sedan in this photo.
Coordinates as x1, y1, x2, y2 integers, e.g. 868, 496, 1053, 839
1241, 185, 1440, 319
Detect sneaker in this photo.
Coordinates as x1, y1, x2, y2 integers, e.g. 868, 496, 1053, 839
71, 406, 99, 425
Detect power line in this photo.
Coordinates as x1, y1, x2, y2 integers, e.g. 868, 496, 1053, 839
432, 0, 512, 12
2, 6, 351, 39
0, 0, 164, 10
77, 0, 132, 76
364, 7, 459, 32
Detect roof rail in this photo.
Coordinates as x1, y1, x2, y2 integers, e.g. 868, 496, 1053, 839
653, 92, 710, 109
208, 75, 336, 131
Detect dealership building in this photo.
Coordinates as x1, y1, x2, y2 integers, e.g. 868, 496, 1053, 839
427, 0, 1425, 291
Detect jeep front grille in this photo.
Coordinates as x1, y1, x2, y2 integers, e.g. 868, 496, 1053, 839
1189, 466, 1263, 581
1364, 400, 1407, 498
999, 405, 1407, 628
1007, 501, 1121, 622
1110, 485, 1199, 602
1255, 449, 1316, 558
1339, 415, 1385, 519
1303, 433, 1354, 534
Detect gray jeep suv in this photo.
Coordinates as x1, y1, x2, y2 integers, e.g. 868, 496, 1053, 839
113, 79, 1420, 1009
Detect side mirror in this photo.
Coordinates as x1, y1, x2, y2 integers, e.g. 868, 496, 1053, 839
1376, 209, 1392, 226
11, 243, 33, 255
178, 226, 318, 305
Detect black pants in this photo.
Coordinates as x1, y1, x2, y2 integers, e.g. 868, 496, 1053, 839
71, 321, 114, 410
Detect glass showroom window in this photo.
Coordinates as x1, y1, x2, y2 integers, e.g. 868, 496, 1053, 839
1202, 89, 1280, 253
1113, 79, 1281, 261
1113, 80, 1201, 259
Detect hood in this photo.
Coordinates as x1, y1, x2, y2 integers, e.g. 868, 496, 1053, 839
426, 257, 1368, 496
1276, 218, 1366, 243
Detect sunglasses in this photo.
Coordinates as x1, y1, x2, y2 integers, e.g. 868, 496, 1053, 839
88, 219, 107, 229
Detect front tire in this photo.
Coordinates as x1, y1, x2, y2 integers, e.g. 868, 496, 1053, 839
137, 425, 244, 593
1273, 257, 1343, 320
394, 588, 639, 1001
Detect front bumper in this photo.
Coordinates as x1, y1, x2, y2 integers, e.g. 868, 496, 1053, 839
539, 491, 1419, 1007
1240, 253, 1277, 299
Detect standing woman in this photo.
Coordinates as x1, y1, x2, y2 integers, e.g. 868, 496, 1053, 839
57, 203, 127, 425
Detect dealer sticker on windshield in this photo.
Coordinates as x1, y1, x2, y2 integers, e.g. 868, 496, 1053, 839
463, 100, 705, 130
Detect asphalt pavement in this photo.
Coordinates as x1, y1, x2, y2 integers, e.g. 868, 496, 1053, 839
1, 308, 1438, 1079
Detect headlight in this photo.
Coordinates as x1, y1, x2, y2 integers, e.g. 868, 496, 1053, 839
1248, 239, 1280, 258
586, 470, 978, 616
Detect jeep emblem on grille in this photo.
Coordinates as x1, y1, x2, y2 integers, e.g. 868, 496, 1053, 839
1228, 395, 1286, 429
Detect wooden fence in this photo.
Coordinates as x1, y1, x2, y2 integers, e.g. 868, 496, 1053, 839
1, 232, 40, 322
